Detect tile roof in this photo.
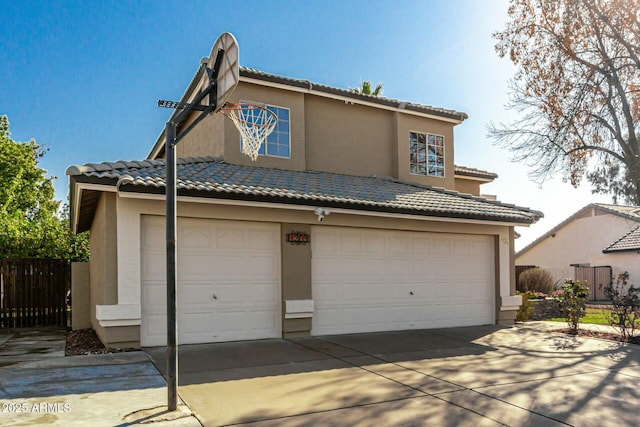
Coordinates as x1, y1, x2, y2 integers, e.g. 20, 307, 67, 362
516, 203, 640, 257
67, 157, 541, 226
239, 67, 468, 122
603, 226, 640, 253
453, 165, 498, 180
592, 203, 640, 221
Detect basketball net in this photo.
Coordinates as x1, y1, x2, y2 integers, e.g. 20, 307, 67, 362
221, 103, 277, 161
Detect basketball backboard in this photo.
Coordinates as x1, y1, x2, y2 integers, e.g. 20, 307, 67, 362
209, 32, 239, 113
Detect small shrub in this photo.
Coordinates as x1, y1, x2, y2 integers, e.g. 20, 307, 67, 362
516, 292, 533, 321
605, 272, 640, 342
518, 268, 555, 294
529, 291, 548, 299
556, 279, 588, 334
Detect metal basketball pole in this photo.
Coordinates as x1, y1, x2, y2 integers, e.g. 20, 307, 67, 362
165, 122, 178, 412
160, 47, 225, 412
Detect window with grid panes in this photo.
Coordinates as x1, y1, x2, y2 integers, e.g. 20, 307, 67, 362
409, 131, 444, 177
257, 104, 290, 158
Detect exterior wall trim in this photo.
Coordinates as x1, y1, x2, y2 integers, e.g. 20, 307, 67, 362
95, 303, 141, 327
455, 174, 494, 183
115, 191, 532, 228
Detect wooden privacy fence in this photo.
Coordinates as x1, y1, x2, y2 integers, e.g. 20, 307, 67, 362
515, 265, 537, 292
0, 258, 70, 328
574, 266, 612, 302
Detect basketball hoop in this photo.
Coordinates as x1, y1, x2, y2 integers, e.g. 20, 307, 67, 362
221, 102, 277, 161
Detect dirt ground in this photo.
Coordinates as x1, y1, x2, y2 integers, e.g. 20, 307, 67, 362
65, 328, 136, 355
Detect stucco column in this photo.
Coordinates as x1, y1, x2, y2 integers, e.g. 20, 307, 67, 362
497, 227, 521, 324
95, 195, 142, 328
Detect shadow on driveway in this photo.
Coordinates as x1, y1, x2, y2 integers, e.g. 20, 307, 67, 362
141, 325, 640, 426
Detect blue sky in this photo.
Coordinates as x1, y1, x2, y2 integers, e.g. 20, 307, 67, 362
1, 0, 611, 249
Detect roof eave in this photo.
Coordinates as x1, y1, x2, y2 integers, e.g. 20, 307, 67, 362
113, 182, 539, 225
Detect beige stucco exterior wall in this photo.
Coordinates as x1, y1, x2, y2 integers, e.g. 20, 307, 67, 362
154, 80, 462, 194
396, 113, 456, 190
222, 82, 306, 170
88, 193, 119, 343
71, 262, 91, 330
592, 252, 640, 286
454, 177, 481, 196
516, 212, 640, 284
176, 112, 225, 159
280, 223, 312, 337
497, 227, 519, 325
305, 96, 395, 178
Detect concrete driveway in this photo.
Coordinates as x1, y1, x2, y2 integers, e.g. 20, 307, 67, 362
145, 323, 640, 427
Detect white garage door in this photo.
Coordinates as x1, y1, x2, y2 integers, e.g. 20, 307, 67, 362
140, 216, 281, 347
311, 226, 494, 335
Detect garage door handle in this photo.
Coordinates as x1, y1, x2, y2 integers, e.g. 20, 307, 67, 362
409, 291, 414, 295
212, 294, 218, 300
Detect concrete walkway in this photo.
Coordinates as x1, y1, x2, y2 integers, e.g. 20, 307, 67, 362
0, 328, 201, 426
146, 324, 640, 426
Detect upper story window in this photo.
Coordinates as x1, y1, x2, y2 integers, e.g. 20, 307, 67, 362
253, 103, 290, 158
409, 131, 444, 177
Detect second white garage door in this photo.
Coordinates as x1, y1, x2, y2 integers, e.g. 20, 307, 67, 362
311, 226, 494, 336
140, 216, 281, 347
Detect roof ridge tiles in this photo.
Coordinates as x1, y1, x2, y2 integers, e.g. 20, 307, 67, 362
66, 156, 222, 176
239, 66, 468, 121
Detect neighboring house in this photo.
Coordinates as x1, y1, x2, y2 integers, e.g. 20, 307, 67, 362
67, 65, 541, 348
516, 204, 640, 291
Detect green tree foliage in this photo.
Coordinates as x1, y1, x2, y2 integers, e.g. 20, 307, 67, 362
491, 0, 640, 204
556, 279, 589, 334
605, 271, 640, 342
350, 81, 383, 96
0, 115, 89, 261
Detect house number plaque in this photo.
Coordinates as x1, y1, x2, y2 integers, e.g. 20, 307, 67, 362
286, 232, 310, 245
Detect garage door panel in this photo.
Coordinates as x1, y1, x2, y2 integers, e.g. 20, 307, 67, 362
141, 222, 165, 249
340, 282, 366, 301
180, 311, 214, 343
365, 236, 386, 253
248, 230, 279, 250
312, 227, 494, 336
142, 282, 166, 312
311, 282, 338, 302
181, 227, 212, 249
248, 256, 279, 276
433, 239, 453, 255
180, 255, 213, 277
215, 228, 245, 250
388, 283, 410, 300
179, 282, 212, 307
141, 254, 165, 281
250, 310, 280, 331
141, 216, 280, 347
367, 283, 388, 300
454, 241, 472, 256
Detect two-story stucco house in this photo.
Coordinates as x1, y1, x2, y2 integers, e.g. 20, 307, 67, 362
67, 65, 541, 348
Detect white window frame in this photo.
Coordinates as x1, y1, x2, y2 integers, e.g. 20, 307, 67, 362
409, 130, 445, 177
240, 101, 291, 159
